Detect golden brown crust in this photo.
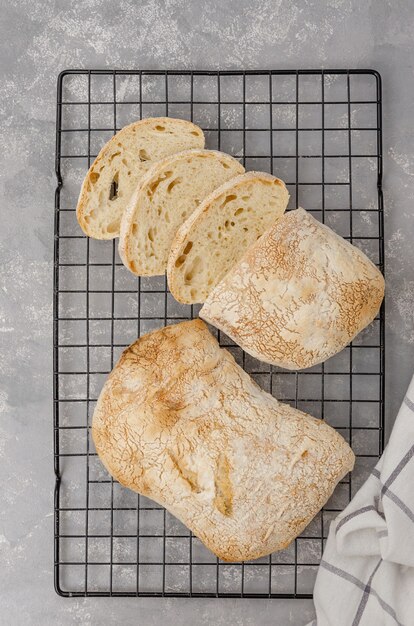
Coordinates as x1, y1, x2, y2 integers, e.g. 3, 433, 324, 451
92, 319, 355, 561
200, 208, 385, 370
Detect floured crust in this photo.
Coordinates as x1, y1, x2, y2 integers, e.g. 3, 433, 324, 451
92, 319, 355, 562
76, 117, 204, 239
200, 208, 385, 370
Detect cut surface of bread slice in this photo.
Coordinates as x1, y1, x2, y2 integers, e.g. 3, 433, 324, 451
167, 172, 289, 304
119, 150, 244, 276
76, 117, 204, 240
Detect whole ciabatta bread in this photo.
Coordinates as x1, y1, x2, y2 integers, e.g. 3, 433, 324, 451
76, 118, 204, 239
92, 319, 354, 562
167, 172, 289, 304
119, 149, 244, 276
200, 208, 385, 370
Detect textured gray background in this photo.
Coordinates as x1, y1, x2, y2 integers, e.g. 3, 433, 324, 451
1, 0, 414, 624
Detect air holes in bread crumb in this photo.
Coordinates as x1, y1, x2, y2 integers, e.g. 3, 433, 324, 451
109, 151, 121, 164
234, 208, 244, 216
174, 241, 193, 268
139, 148, 150, 162
148, 179, 162, 196
222, 162, 230, 169
155, 125, 165, 131
222, 194, 237, 207
167, 178, 181, 193
148, 170, 174, 197
132, 224, 138, 236
121, 157, 132, 177
148, 228, 155, 242
90, 172, 100, 184
107, 218, 120, 233
184, 256, 202, 284
109, 172, 119, 201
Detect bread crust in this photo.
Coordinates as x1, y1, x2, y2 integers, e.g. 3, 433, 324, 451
76, 117, 204, 239
92, 319, 355, 561
200, 208, 385, 370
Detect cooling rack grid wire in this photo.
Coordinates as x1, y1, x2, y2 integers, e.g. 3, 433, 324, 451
54, 69, 384, 598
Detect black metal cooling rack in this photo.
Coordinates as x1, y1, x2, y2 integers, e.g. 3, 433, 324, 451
54, 69, 385, 598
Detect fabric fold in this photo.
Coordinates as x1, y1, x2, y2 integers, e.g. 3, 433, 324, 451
309, 374, 414, 626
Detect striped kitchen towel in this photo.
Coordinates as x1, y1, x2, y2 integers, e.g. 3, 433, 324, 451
308, 374, 414, 626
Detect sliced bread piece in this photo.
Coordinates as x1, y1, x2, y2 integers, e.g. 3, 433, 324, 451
119, 149, 245, 276
76, 117, 204, 240
167, 172, 289, 304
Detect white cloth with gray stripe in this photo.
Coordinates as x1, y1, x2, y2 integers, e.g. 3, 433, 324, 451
308, 374, 414, 626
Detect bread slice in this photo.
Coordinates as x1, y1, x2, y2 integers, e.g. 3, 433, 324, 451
76, 117, 204, 239
92, 319, 354, 562
119, 150, 244, 276
200, 208, 385, 370
167, 172, 289, 303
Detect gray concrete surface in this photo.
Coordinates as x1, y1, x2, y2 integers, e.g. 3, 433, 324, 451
1, 0, 414, 624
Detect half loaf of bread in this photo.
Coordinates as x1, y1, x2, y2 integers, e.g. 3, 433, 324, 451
200, 208, 385, 370
92, 319, 355, 562
119, 149, 244, 276
167, 172, 289, 304
76, 118, 204, 239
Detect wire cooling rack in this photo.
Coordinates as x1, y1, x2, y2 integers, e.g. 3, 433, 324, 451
54, 69, 385, 598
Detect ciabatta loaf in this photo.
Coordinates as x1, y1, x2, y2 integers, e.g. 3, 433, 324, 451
76, 118, 204, 239
200, 208, 385, 370
119, 150, 244, 276
92, 319, 354, 562
167, 172, 289, 304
